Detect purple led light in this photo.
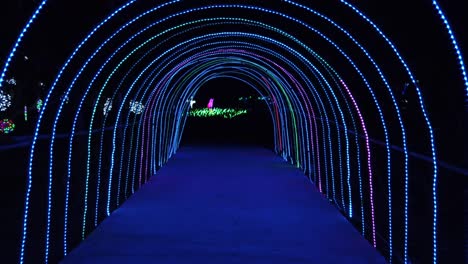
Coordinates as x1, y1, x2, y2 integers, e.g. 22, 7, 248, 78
340, 79, 376, 247
207, 98, 214, 109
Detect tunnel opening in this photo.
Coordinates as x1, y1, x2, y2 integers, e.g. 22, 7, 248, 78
181, 77, 274, 149
0, 1, 465, 263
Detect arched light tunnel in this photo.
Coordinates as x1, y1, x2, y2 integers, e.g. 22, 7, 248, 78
0, 1, 466, 263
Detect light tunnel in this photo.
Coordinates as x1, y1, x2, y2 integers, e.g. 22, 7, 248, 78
0, 1, 466, 263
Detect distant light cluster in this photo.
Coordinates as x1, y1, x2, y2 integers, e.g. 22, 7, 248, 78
8, 1, 459, 263
0, 90, 12, 112
0, 119, 15, 134
189, 108, 248, 119
103, 98, 112, 115
36, 99, 43, 112
6, 78, 17, 85
129, 100, 145, 114
239, 96, 270, 101
24, 106, 28, 121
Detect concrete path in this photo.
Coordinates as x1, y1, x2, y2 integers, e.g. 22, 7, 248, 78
62, 146, 385, 264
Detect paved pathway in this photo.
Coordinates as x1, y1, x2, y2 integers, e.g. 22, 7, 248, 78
62, 146, 385, 264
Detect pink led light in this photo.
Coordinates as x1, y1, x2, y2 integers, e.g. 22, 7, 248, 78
207, 98, 214, 109
340, 79, 376, 247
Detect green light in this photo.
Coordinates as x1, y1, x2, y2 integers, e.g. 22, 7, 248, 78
189, 108, 247, 119
0, 119, 15, 134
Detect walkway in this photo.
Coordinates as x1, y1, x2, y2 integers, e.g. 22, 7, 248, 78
62, 146, 385, 263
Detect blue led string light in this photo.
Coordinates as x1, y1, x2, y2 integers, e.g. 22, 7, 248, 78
71, 24, 376, 264
280, 1, 406, 250
18, 4, 430, 263
58, 2, 184, 236
429, 1, 462, 260
6, 0, 446, 260
80, 16, 374, 237
338, 1, 441, 260
21, 1, 138, 262
0, 0, 48, 88
105, 43, 304, 208
103, 29, 358, 220
141, 49, 300, 170
75, 6, 354, 190
137, 43, 352, 210
431, 1, 468, 103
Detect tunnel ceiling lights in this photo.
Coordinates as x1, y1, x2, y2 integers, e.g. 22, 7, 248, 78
28, 11, 388, 264
68, 29, 376, 260
2, 1, 463, 264
35, 12, 384, 264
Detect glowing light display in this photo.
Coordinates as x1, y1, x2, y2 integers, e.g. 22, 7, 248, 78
190, 108, 247, 119
6, 78, 17, 85
190, 99, 196, 108
0, 119, 15, 134
103, 98, 112, 115
129, 100, 144, 114
36, 99, 43, 112
0, 1, 461, 264
207, 98, 214, 109
0, 90, 12, 111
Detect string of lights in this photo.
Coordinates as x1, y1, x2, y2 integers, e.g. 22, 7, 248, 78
2, 1, 461, 263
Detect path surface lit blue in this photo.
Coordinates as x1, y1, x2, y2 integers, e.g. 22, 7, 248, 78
62, 146, 385, 263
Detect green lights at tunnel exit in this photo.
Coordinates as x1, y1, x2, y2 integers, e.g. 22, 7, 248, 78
189, 107, 247, 119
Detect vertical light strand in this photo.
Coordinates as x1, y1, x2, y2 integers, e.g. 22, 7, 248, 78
340, 79, 376, 247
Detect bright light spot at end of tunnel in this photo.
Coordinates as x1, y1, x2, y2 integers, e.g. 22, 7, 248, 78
189, 108, 248, 119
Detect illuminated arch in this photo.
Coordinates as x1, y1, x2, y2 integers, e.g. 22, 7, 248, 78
1, 1, 464, 263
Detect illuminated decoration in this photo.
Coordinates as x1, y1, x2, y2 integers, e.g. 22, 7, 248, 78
36, 99, 43, 112
24, 106, 28, 121
61, 95, 70, 104
207, 98, 214, 109
238, 96, 253, 101
6, 78, 17, 85
337, 1, 441, 258
431, 0, 468, 103
0, 0, 47, 87
0, 119, 15, 134
2, 1, 460, 264
17, 1, 141, 262
429, 2, 464, 259
72, 19, 416, 262
103, 98, 112, 115
0, 90, 12, 111
190, 108, 247, 119
22, 16, 402, 264
129, 100, 145, 114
